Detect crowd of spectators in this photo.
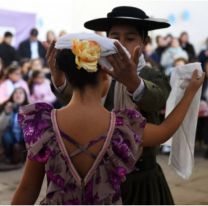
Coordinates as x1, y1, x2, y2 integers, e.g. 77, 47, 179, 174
0, 28, 208, 169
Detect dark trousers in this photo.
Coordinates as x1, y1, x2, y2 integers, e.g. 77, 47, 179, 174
2, 129, 24, 159
196, 117, 208, 144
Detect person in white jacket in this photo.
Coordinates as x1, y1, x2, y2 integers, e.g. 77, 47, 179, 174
161, 37, 188, 76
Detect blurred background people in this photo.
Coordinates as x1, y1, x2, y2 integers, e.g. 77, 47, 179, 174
0, 88, 28, 166
179, 31, 196, 62
0, 31, 19, 68
161, 37, 188, 76
196, 60, 208, 159
151, 35, 167, 65
0, 63, 29, 104
58, 30, 67, 37
164, 33, 173, 47
42, 30, 57, 50
28, 70, 56, 104
19, 58, 31, 81
0, 57, 4, 84
198, 37, 208, 70
18, 28, 46, 63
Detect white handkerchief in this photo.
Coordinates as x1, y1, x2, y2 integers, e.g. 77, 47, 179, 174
55, 32, 130, 70
55, 32, 146, 74
164, 62, 203, 179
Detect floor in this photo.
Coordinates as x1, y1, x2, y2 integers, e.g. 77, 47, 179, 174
0, 155, 208, 204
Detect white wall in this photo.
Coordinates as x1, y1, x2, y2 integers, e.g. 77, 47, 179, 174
0, 0, 207, 53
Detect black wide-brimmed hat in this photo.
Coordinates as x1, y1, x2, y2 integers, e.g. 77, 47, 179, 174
84, 6, 170, 31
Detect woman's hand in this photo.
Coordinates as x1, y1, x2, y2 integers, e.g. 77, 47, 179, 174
143, 69, 205, 147
185, 70, 205, 96
46, 41, 65, 87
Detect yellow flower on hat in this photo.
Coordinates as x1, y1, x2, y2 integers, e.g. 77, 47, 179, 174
71, 39, 101, 72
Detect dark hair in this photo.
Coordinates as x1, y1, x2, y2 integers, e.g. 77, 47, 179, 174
156, 35, 162, 44
173, 57, 188, 66
0, 57, 4, 80
0, 87, 29, 113
28, 70, 44, 94
137, 29, 148, 41
4, 31, 13, 38
31, 58, 44, 67
180, 31, 188, 37
145, 36, 152, 44
107, 22, 148, 41
165, 33, 173, 39
179, 31, 189, 45
30, 28, 38, 37
5, 62, 20, 78
56, 49, 100, 90
19, 58, 30, 67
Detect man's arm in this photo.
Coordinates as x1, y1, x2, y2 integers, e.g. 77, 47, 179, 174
102, 42, 170, 113
136, 67, 171, 112
50, 78, 72, 105
47, 41, 73, 105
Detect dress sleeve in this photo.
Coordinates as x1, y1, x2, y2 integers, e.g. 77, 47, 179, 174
109, 109, 146, 171
101, 109, 146, 202
18, 102, 55, 163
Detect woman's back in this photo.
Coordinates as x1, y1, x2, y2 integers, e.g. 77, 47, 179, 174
11, 34, 204, 205
18, 102, 144, 204
56, 105, 112, 177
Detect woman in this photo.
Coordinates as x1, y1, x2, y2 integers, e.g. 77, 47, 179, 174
0, 63, 29, 104
0, 87, 29, 164
12, 34, 204, 204
28, 70, 56, 104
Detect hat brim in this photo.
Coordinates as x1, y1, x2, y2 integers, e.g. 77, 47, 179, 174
84, 17, 170, 31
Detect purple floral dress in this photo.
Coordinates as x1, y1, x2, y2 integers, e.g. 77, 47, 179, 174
18, 102, 146, 205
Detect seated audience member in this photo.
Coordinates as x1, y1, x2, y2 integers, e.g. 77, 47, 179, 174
0, 31, 19, 68
198, 37, 208, 70
28, 70, 56, 104
0, 63, 29, 104
0, 88, 29, 165
43, 30, 57, 50
179, 31, 196, 62
161, 37, 188, 76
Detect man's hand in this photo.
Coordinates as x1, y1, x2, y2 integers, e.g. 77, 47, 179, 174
46, 41, 65, 87
102, 41, 141, 93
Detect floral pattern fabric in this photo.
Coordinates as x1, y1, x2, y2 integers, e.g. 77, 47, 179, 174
18, 102, 146, 205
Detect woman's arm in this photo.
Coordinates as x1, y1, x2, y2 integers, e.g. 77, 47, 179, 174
11, 159, 45, 205
143, 70, 205, 147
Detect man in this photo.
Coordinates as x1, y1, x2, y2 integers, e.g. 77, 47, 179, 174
0, 31, 18, 68
151, 35, 167, 65
48, 6, 173, 204
198, 37, 208, 71
18, 28, 46, 62
179, 31, 196, 62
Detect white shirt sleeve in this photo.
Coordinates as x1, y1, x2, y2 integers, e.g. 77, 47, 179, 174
51, 77, 67, 93
127, 79, 145, 102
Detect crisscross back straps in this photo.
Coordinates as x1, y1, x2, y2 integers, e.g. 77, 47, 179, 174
61, 132, 106, 159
